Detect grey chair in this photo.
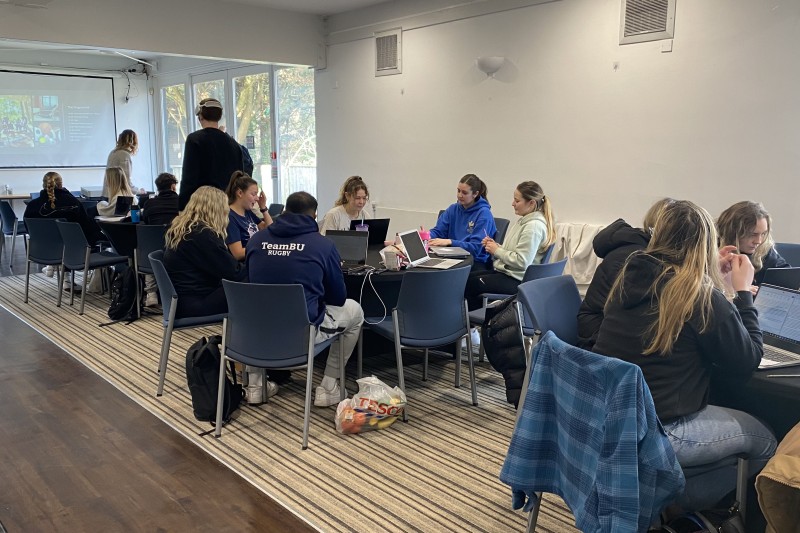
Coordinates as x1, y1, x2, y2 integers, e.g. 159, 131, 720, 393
1, 200, 28, 265
22, 217, 64, 305
360, 265, 476, 421
267, 203, 284, 217
55, 220, 127, 314
493, 217, 510, 244
217, 280, 344, 450
134, 224, 167, 316
149, 250, 226, 397
775, 242, 800, 267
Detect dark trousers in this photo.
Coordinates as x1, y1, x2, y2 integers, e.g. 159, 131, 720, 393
176, 286, 227, 319
465, 270, 521, 311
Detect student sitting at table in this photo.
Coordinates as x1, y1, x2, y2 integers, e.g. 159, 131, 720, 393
142, 172, 179, 226
225, 171, 272, 261
163, 186, 247, 319
24, 171, 103, 245
318, 175, 372, 235
593, 199, 776, 512
464, 181, 555, 310
97, 166, 137, 217
576, 197, 674, 350
716, 201, 791, 292
429, 173, 496, 271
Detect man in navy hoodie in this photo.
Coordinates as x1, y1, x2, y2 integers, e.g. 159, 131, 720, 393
246, 191, 364, 406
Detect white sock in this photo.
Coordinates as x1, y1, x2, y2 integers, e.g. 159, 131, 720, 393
320, 376, 337, 391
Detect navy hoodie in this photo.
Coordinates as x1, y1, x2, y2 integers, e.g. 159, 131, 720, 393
430, 197, 496, 264
246, 213, 345, 325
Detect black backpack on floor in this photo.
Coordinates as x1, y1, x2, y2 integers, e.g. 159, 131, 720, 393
185, 335, 243, 428
107, 267, 140, 322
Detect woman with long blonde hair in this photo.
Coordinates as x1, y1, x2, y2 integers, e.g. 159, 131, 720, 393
163, 186, 246, 318
105, 129, 141, 195
97, 166, 137, 216
717, 201, 790, 290
593, 200, 775, 512
318, 175, 371, 234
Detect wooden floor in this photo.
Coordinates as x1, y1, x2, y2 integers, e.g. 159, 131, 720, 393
0, 241, 315, 532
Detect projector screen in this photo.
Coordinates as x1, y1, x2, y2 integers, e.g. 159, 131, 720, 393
0, 70, 116, 168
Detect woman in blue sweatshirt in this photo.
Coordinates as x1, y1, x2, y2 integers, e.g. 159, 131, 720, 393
429, 173, 496, 270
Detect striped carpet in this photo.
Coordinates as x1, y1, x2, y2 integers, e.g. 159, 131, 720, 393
0, 274, 579, 533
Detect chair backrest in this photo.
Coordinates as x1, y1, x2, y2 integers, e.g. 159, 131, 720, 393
0, 200, 18, 234
541, 242, 556, 264
55, 220, 91, 267
521, 257, 568, 283
395, 265, 470, 343
98, 221, 137, 258
517, 275, 582, 345
222, 280, 313, 364
437, 209, 445, 220
148, 250, 178, 321
30, 192, 41, 199
24, 217, 64, 263
775, 242, 800, 267
494, 217, 510, 244
267, 203, 284, 217
135, 224, 167, 272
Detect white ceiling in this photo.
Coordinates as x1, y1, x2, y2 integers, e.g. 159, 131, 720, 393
220, 0, 392, 16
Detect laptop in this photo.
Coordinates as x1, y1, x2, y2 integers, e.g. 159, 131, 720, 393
429, 246, 471, 258
326, 230, 369, 269
761, 267, 800, 291
754, 284, 800, 369
397, 229, 462, 270
349, 218, 390, 246
114, 195, 134, 216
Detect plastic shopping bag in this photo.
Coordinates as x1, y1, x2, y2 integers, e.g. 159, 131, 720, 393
335, 376, 407, 434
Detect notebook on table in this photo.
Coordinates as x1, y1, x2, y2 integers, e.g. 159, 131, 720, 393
349, 218, 390, 246
326, 230, 369, 270
761, 267, 800, 291
429, 246, 470, 258
754, 284, 800, 369
397, 229, 462, 270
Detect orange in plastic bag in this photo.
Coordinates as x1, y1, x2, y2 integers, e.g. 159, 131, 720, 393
334, 376, 407, 434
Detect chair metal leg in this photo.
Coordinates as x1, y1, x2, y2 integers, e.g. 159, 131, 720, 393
302, 325, 315, 450
422, 348, 428, 381
454, 337, 462, 388
24, 258, 31, 303
69, 270, 76, 306
357, 328, 363, 379
79, 248, 90, 315
11, 226, 17, 264
464, 301, 478, 406
155, 303, 178, 396
214, 324, 229, 438
339, 337, 346, 401
736, 457, 749, 525
392, 310, 408, 422
525, 492, 542, 533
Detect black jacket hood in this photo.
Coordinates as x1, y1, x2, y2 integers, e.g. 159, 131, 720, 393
593, 219, 651, 259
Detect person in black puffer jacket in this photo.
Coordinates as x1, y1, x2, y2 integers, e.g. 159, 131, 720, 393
576, 198, 674, 350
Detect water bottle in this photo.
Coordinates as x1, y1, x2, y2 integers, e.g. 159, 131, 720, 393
418, 227, 431, 252
130, 206, 141, 223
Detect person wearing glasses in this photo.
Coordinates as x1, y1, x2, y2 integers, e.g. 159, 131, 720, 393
318, 175, 371, 234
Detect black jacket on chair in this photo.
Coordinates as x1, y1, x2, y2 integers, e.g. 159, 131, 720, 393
482, 296, 526, 408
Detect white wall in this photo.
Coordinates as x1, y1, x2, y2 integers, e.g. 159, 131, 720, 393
316, 0, 800, 242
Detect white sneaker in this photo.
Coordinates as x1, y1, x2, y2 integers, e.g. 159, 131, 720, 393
42, 265, 55, 277
144, 292, 159, 308
246, 372, 278, 404
86, 270, 103, 294
314, 382, 347, 407
471, 327, 481, 346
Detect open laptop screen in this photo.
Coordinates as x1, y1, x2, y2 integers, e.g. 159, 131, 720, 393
398, 229, 428, 265
325, 230, 368, 264
755, 285, 800, 342
114, 196, 133, 216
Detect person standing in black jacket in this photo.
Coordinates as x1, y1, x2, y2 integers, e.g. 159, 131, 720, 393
716, 201, 791, 291
593, 200, 776, 512
178, 98, 244, 209
142, 173, 179, 226
163, 186, 246, 318
576, 198, 673, 349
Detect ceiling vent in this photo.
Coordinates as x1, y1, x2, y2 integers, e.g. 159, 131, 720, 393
620, 0, 676, 45
375, 28, 401, 77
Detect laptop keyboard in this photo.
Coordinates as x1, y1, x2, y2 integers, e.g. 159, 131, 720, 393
763, 344, 800, 364
419, 258, 447, 267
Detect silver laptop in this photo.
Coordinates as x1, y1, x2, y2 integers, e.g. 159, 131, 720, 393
754, 284, 800, 369
398, 229, 462, 270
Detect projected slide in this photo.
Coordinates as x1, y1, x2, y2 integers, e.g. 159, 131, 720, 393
0, 71, 116, 168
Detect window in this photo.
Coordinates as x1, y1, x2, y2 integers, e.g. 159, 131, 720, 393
161, 83, 187, 181
277, 66, 316, 203
233, 72, 271, 189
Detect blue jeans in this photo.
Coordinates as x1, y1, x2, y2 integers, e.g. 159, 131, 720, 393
663, 405, 777, 510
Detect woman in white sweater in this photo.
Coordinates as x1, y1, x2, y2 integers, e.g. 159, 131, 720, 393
465, 181, 555, 309
318, 175, 371, 234
97, 166, 137, 217
104, 129, 141, 196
